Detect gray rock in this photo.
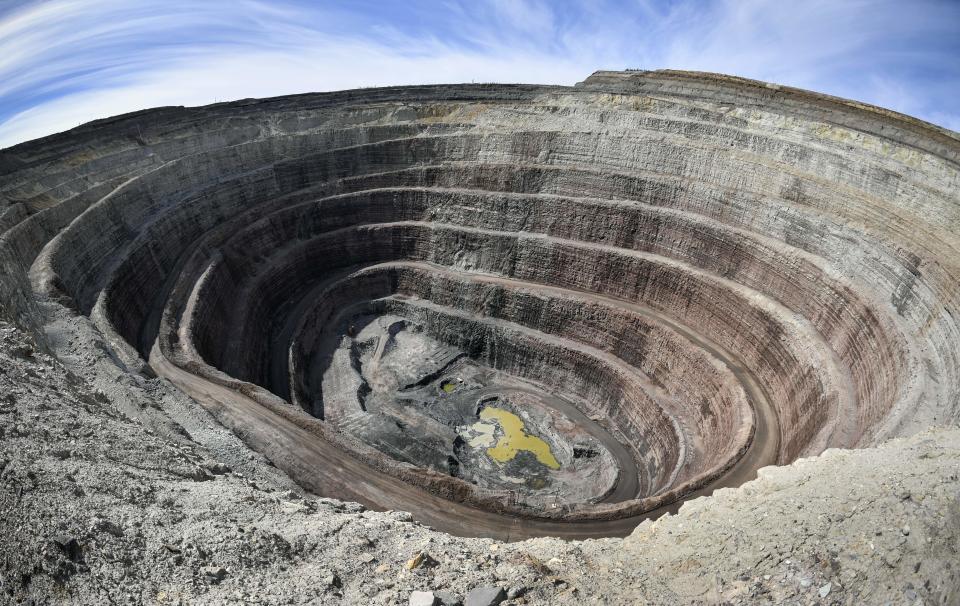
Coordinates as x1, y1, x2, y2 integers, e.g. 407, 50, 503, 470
465, 586, 506, 606
391, 510, 415, 522
12, 345, 33, 359
202, 566, 227, 584
819, 582, 832, 598
50, 448, 71, 460
323, 571, 341, 589
203, 460, 232, 475
90, 517, 124, 537
51, 535, 83, 562
190, 466, 215, 481
410, 590, 437, 606
435, 590, 462, 606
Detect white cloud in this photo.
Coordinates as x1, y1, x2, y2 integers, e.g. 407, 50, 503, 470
0, 39, 591, 147
0, 0, 957, 148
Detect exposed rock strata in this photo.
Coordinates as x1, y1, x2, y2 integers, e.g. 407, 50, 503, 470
0, 69, 958, 603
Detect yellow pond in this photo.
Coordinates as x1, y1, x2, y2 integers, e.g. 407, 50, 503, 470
479, 407, 560, 470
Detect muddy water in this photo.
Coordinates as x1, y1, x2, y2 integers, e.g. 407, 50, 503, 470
479, 407, 561, 470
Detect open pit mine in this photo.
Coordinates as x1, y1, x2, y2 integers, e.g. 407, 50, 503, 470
1, 70, 958, 604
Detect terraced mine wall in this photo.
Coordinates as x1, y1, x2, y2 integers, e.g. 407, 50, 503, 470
1, 70, 958, 534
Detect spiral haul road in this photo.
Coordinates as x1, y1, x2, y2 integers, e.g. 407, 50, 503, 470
2, 71, 958, 550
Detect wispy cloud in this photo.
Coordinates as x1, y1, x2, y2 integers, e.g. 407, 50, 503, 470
1, 0, 958, 148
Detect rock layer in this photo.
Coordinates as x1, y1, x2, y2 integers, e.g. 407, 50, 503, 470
1, 70, 958, 537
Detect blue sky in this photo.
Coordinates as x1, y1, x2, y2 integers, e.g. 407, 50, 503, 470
1, 0, 958, 148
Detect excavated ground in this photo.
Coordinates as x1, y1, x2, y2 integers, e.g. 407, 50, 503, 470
1, 69, 959, 604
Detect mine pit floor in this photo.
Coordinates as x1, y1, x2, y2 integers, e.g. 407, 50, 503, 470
317, 313, 629, 507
